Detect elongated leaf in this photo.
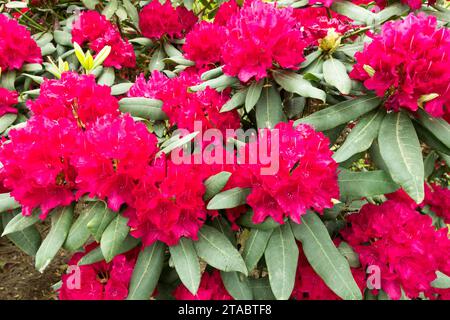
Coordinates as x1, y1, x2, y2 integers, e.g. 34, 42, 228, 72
194, 225, 247, 275
119, 97, 167, 120
127, 241, 165, 300
238, 210, 281, 230
189, 74, 238, 92
102, 0, 118, 19
97, 67, 115, 86
338, 169, 399, 198
149, 46, 166, 72
78, 236, 140, 266
0, 114, 18, 134
111, 83, 133, 95
207, 187, 251, 210
210, 216, 236, 246
2, 211, 40, 236
123, 0, 139, 27
64, 202, 101, 252
0, 193, 20, 213
156, 131, 198, 157
265, 224, 298, 300
221, 271, 253, 300
424, 151, 439, 178
100, 215, 130, 262
53, 30, 72, 47
35, 206, 73, 272
338, 241, 360, 268
245, 81, 263, 113
379, 112, 424, 203
201, 66, 223, 81
249, 278, 276, 300
87, 202, 117, 242
2, 213, 41, 256
291, 212, 362, 300
272, 70, 326, 102
295, 95, 381, 131
204, 171, 232, 201
331, 1, 376, 24
242, 228, 273, 272
255, 85, 286, 129
333, 110, 385, 162
169, 238, 201, 295
220, 89, 247, 112
417, 109, 450, 150
323, 58, 352, 95
431, 271, 450, 289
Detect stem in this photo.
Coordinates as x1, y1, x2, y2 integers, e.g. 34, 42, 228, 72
342, 26, 372, 40
17, 10, 46, 32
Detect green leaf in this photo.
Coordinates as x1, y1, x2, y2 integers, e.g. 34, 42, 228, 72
375, 3, 409, 24
220, 89, 247, 112
100, 214, 130, 262
102, 0, 118, 19
149, 45, 166, 72
415, 123, 450, 155
417, 109, 450, 150
78, 236, 140, 266
431, 271, 450, 289
127, 241, 166, 300
2, 211, 40, 236
64, 202, 101, 252
238, 210, 281, 230
331, 1, 376, 24
119, 97, 167, 120
189, 74, 238, 92
255, 85, 286, 129
1, 70, 16, 90
81, 0, 99, 9
249, 278, 276, 300
323, 58, 352, 95
163, 42, 182, 57
53, 30, 73, 47
379, 112, 424, 203
122, 0, 139, 27
338, 241, 360, 268
97, 67, 115, 86
194, 225, 247, 275
338, 169, 399, 199
272, 70, 326, 102
204, 171, 232, 201
201, 66, 223, 81
2, 213, 41, 256
0, 193, 20, 212
424, 151, 439, 178
221, 271, 253, 300
295, 95, 381, 131
333, 110, 385, 163
156, 131, 198, 157
265, 224, 298, 300
291, 212, 362, 300
245, 80, 263, 113
87, 202, 117, 242
207, 187, 251, 210
0, 114, 18, 134
169, 238, 201, 295
111, 82, 133, 95
242, 228, 273, 272
210, 216, 236, 246
35, 206, 73, 272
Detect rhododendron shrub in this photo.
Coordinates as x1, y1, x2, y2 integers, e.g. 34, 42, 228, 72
0, 0, 449, 302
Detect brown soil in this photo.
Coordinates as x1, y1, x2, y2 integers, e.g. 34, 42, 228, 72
0, 236, 68, 300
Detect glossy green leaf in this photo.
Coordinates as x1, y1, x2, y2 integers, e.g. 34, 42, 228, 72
100, 214, 130, 262
87, 202, 117, 242
245, 80, 264, 113
207, 187, 251, 210
2, 213, 41, 256
272, 70, 326, 102
242, 228, 273, 272
338, 169, 399, 199
119, 97, 167, 120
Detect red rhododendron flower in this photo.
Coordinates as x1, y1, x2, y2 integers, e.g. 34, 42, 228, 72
350, 13, 450, 119
128, 70, 241, 134
424, 184, 450, 224
342, 200, 450, 300
0, 88, 18, 117
221, 0, 306, 82
309, 0, 334, 7
0, 14, 42, 71
59, 244, 137, 300
214, 0, 240, 26
139, 1, 197, 40
173, 270, 233, 300
0, 117, 80, 218
124, 156, 210, 246
73, 114, 158, 212
71, 11, 136, 69
183, 21, 226, 67
235, 121, 339, 224
292, 244, 366, 300
27, 72, 119, 128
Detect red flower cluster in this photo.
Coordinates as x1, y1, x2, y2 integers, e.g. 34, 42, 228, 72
59, 244, 138, 300
350, 13, 450, 120
71, 11, 136, 69
425, 184, 450, 224
221, 0, 306, 82
0, 88, 18, 117
342, 200, 450, 300
124, 156, 210, 246
236, 121, 339, 224
128, 70, 241, 134
0, 14, 42, 71
138, 1, 197, 40
173, 270, 233, 300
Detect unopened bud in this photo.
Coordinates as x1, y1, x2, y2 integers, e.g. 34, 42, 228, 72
319, 28, 342, 54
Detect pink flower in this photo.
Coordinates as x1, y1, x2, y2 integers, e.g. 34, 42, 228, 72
138, 1, 197, 40
0, 88, 18, 117
342, 200, 450, 300
59, 243, 138, 300
71, 11, 135, 69
73, 114, 159, 212
309, 0, 334, 7
221, 0, 306, 82
424, 184, 450, 224
173, 270, 233, 300
0, 14, 42, 71
214, 0, 240, 26
124, 156, 210, 246
27, 72, 119, 128
0, 117, 80, 218
350, 13, 450, 119
128, 70, 241, 134
183, 21, 226, 67
234, 121, 339, 224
